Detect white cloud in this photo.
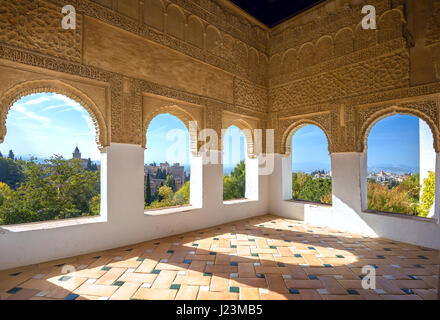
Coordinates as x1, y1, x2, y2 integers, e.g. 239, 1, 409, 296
22, 95, 50, 105
82, 114, 96, 134
11, 103, 51, 126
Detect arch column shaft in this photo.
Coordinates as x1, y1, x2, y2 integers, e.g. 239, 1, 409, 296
330, 152, 369, 233
435, 153, 440, 223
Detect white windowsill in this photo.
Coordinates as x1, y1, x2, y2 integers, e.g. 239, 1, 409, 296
364, 209, 437, 223
223, 198, 257, 205
0, 215, 107, 234
144, 205, 198, 216
285, 199, 332, 208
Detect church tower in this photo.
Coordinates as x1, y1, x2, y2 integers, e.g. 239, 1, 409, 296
72, 146, 81, 159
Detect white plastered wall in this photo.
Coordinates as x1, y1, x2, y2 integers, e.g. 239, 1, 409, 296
0, 144, 269, 270
269, 152, 440, 250
419, 119, 437, 218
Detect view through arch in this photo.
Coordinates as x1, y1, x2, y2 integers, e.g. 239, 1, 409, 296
366, 114, 436, 217
144, 113, 191, 209
291, 125, 332, 204
0, 92, 101, 225
223, 125, 246, 201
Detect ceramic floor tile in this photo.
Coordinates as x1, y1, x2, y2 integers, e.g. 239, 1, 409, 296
1, 214, 438, 300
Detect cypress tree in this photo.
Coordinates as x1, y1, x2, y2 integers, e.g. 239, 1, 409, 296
145, 173, 152, 205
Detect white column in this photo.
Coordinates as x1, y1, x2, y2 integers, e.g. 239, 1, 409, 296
419, 119, 437, 218
202, 150, 223, 208
106, 143, 145, 222
419, 119, 436, 184
245, 156, 259, 200
99, 148, 108, 220
434, 153, 440, 223
268, 153, 292, 203
330, 152, 369, 232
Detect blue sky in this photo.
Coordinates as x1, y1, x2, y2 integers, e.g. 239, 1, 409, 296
291, 125, 331, 172
145, 113, 190, 165
366, 115, 420, 170
145, 115, 245, 171
1, 93, 99, 160
291, 115, 423, 172
2, 94, 429, 173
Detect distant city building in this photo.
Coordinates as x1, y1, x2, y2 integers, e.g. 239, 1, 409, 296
144, 162, 188, 193
71, 146, 90, 170
367, 170, 413, 185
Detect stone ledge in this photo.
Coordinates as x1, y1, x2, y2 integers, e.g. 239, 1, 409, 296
364, 209, 437, 223
223, 198, 257, 205
0, 215, 106, 234
144, 205, 197, 216
285, 199, 332, 208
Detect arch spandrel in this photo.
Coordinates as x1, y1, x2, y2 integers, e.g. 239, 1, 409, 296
0, 79, 109, 150
222, 118, 256, 158
143, 105, 199, 155
280, 119, 333, 157
357, 104, 440, 154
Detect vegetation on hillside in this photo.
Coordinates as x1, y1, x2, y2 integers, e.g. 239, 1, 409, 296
292, 171, 332, 204
223, 161, 245, 201
0, 154, 100, 225
145, 181, 190, 209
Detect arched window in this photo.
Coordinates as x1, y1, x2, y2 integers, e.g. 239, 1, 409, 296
144, 113, 190, 209
366, 114, 436, 217
291, 125, 332, 204
222, 125, 246, 201
0, 93, 101, 225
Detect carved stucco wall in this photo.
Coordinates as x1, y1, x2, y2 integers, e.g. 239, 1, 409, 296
270, 0, 440, 154
0, 0, 439, 156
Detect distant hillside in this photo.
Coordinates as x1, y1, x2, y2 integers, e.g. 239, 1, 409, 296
367, 164, 419, 174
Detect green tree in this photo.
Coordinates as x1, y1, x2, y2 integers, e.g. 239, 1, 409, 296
0, 156, 100, 225
223, 161, 245, 201
0, 182, 12, 208
8, 150, 14, 160
89, 194, 100, 216
292, 171, 332, 204
158, 185, 173, 202
0, 157, 24, 189
165, 175, 175, 189
145, 173, 152, 205
86, 158, 98, 171
176, 181, 190, 203
418, 171, 435, 217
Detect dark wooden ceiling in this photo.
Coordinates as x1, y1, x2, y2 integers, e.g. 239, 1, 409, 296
229, 0, 325, 27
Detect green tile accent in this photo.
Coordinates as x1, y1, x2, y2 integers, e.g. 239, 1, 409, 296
229, 286, 239, 293
170, 284, 181, 290
203, 272, 213, 277
113, 281, 125, 286
58, 276, 71, 281
152, 269, 161, 274
136, 257, 145, 262
231, 245, 237, 248
101, 266, 112, 271
251, 253, 259, 257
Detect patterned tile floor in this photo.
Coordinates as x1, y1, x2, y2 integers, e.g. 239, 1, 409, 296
0, 214, 439, 300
